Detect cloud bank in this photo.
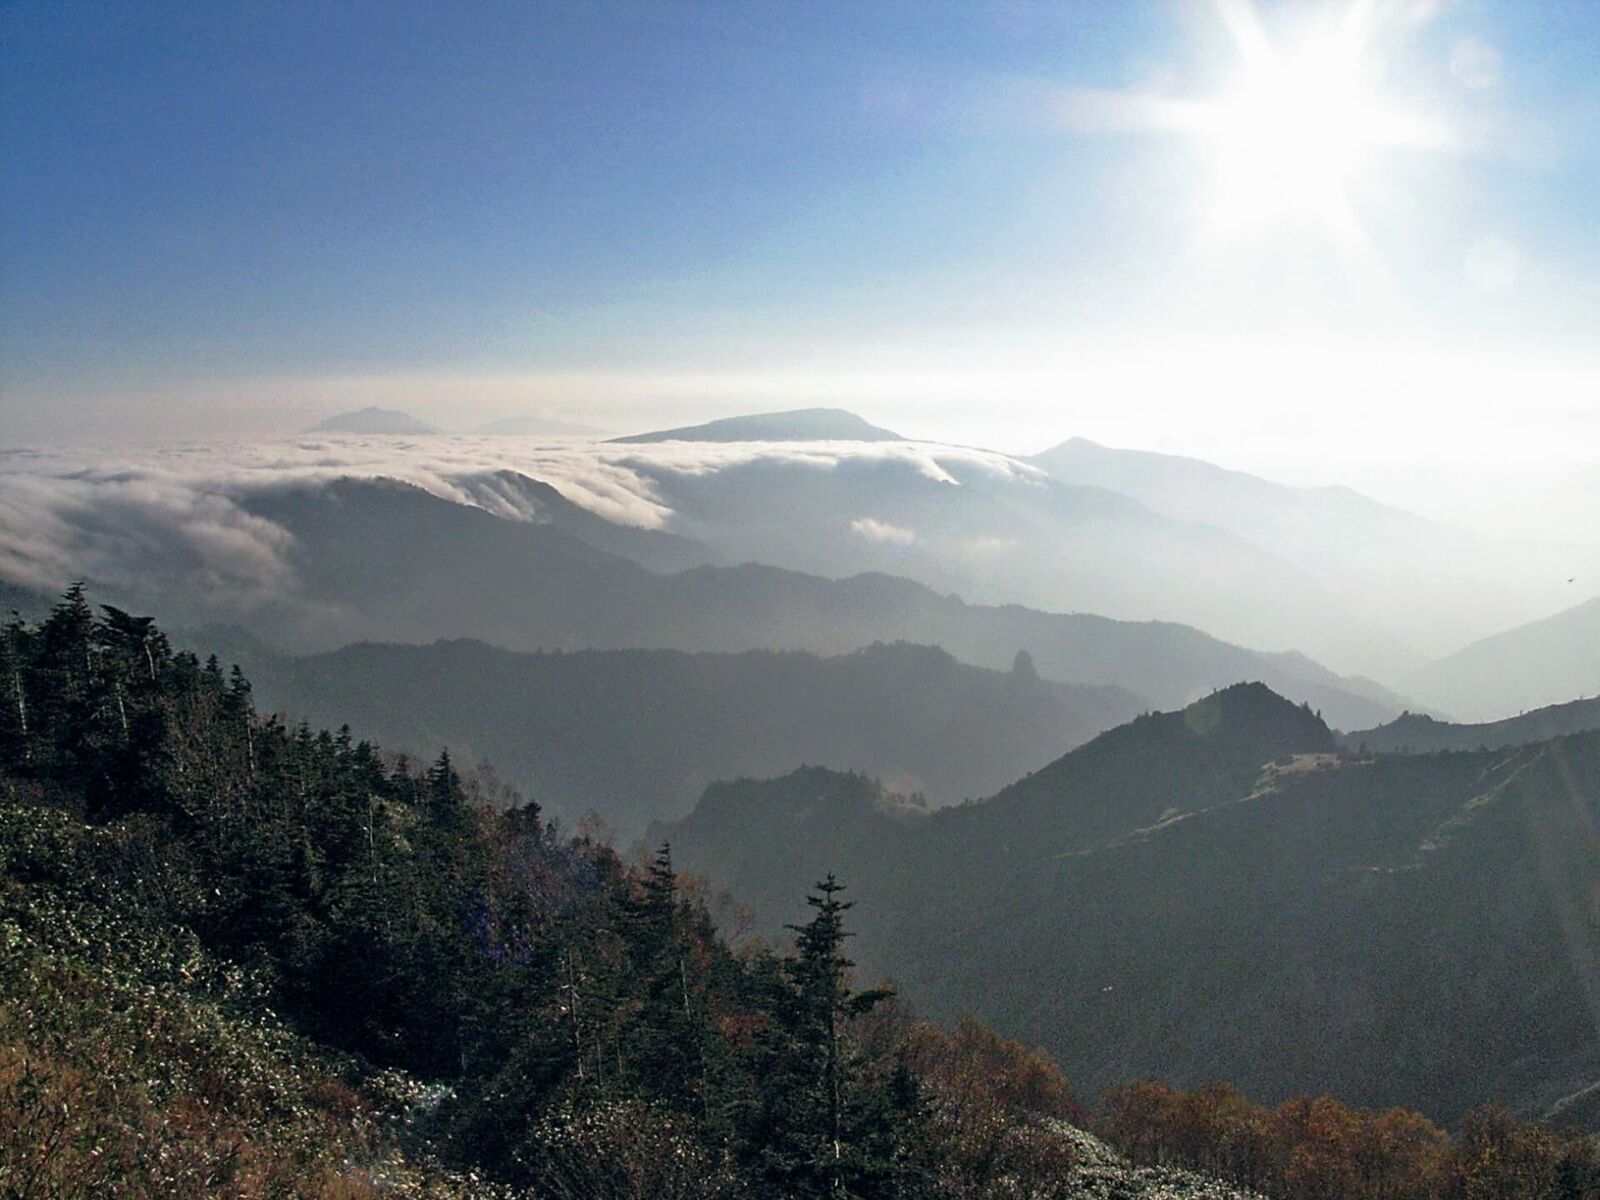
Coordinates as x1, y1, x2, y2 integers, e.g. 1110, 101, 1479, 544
0, 435, 1041, 605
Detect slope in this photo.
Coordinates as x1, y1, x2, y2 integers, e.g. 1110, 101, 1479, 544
1349, 693, 1600, 754
200, 636, 1146, 838
2, 593, 1275, 1200
223, 477, 1402, 729
1404, 596, 1600, 720
611, 406, 902, 442
1032, 436, 1600, 673
659, 687, 1600, 1124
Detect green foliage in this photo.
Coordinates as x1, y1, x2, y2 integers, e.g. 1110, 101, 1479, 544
8, 589, 1583, 1199
0, 589, 1092, 1198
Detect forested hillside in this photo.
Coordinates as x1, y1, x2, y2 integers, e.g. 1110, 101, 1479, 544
661, 686, 1600, 1127
202, 635, 1142, 837
0, 588, 1249, 1198
4, 590, 1595, 1199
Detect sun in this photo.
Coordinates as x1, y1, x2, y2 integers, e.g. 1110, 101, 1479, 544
1202, 44, 1381, 229
1189, 1, 1446, 237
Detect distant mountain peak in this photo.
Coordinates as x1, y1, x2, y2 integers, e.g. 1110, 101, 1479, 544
611, 407, 903, 444
308, 406, 438, 435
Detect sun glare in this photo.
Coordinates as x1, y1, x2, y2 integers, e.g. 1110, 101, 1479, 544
1203, 47, 1377, 227
1189, 1, 1447, 239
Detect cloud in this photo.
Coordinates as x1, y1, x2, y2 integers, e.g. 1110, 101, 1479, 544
0, 435, 1042, 606
850, 518, 917, 546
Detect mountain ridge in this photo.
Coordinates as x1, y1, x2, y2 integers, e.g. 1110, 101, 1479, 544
656, 688, 1600, 1123
193, 633, 1147, 838
185, 475, 1404, 729
611, 406, 903, 443
1346, 693, 1600, 754
1405, 595, 1600, 720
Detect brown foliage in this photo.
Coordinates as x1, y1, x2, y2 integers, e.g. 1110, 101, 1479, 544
899, 1015, 1087, 1199
1100, 1082, 1600, 1200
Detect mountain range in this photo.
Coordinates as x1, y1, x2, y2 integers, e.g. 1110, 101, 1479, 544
220, 474, 1402, 730
5, 413, 1595, 720
655, 684, 1600, 1125
1033, 436, 1600, 682
1349, 692, 1600, 754
194, 634, 1144, 838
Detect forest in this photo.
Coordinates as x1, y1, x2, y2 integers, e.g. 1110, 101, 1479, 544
2, 589, 1597, 1199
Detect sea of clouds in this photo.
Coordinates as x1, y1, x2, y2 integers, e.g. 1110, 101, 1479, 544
0, 434, 1043, 606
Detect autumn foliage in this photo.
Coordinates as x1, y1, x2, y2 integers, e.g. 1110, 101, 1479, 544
1100, 1079, 1600, 1200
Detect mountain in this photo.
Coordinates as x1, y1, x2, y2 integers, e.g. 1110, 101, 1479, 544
1348, 693, 1600, 754
2, 435, 1462, 680
1032, 437, 1600, 674
308, 405, 439, 434
10, 595, 1293, 1200
657, 686, 1600, 1124
595, 443, 1408, 677
210, 476, 1400, 729
474, 413, 609, 436
1405, 596, 1600, 720
444, 469, 716, 573
195, 636, 1145, 838
611, 406, 903, 443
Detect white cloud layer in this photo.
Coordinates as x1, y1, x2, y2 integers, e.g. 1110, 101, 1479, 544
0, 435, 1038, 599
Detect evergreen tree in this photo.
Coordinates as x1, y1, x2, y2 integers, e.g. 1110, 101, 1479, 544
745, 875, 898, 1199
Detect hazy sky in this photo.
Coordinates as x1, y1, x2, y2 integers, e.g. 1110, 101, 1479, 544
2, 1, 1597, 530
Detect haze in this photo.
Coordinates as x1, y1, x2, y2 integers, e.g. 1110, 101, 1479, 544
3, 1, 1598, 538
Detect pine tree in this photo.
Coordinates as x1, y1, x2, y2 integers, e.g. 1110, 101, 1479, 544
744, 876, 898, 1199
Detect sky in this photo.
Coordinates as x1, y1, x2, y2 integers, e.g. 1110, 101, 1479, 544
2, 0, 1597, 532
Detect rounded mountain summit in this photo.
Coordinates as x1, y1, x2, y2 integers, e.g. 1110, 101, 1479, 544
610, 407, 903, 443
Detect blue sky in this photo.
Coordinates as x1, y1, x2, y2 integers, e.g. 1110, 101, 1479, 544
2, 0, 1598, 519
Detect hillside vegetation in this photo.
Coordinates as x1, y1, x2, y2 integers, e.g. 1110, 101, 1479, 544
0, 588, 1253, 1199
661, 686, 1600, 1125
3, 590, 1594, 1199
203, 636, 1141, 837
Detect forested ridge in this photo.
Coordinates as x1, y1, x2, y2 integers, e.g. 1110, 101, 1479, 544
2, 589, 1596, 1198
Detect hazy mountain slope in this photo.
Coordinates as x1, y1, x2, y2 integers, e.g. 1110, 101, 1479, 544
308, 406, 438, 434
198, 636, 1145, 838
1404, 596, 1600, 720
659, 689, 1600, 1123
656, 684, 1337, 943
1032, 437, 1600, 672
0, 435, 1437, 679
615, 447, 1407, 676
611, 406, 902, 442
219, 477, 1400, 728
1349, 694, 1600, 754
